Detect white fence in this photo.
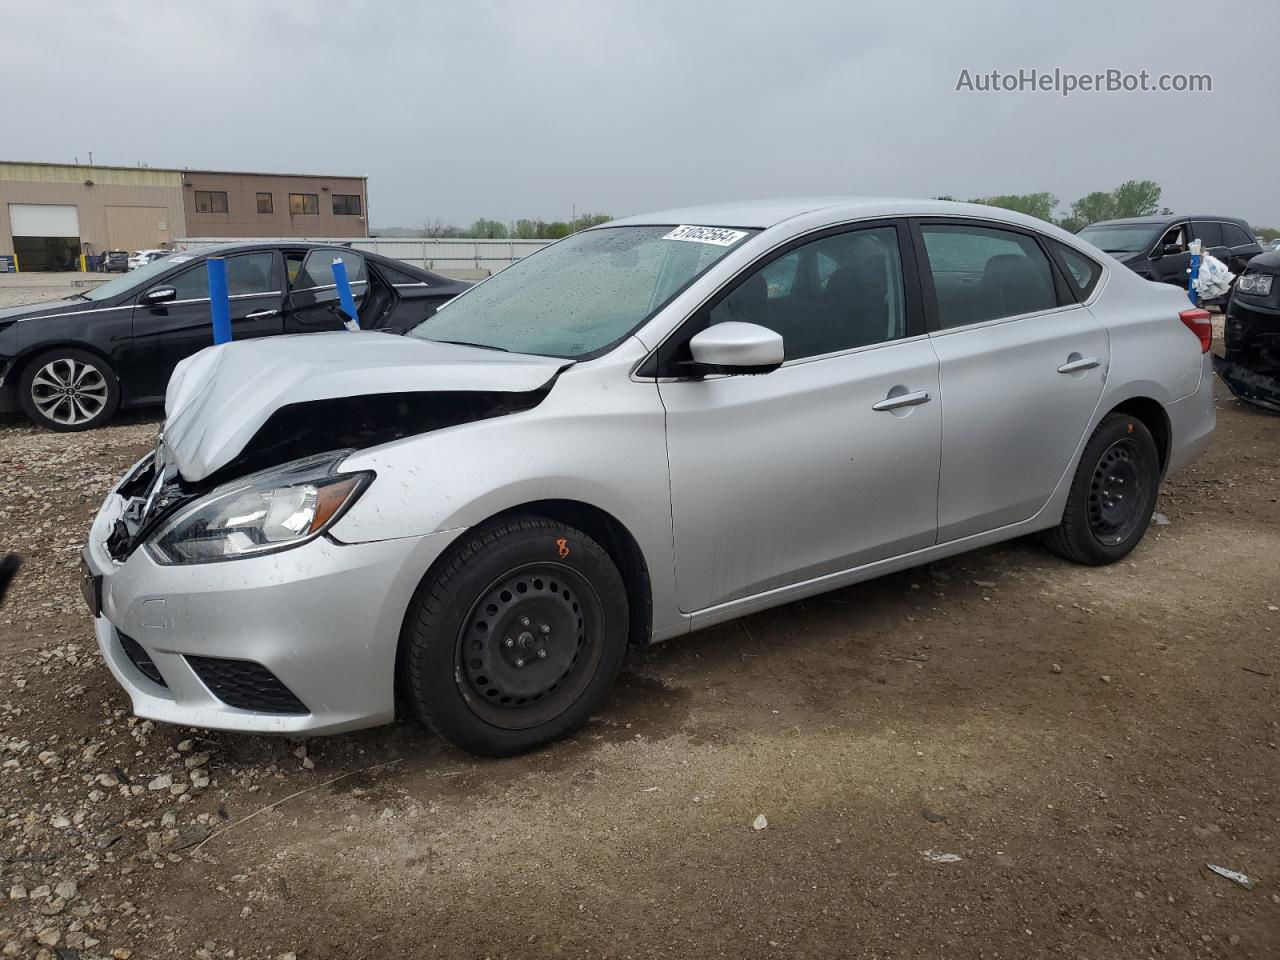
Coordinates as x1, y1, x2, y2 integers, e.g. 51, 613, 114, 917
175, 236, 552, 276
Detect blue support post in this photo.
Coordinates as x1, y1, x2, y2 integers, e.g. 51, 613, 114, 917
208, 257, 232, 344
331, 257, 361, 329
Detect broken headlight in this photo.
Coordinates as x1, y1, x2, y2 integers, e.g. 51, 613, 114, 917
146, 453, 371, 565
1236, 273, 1274, 298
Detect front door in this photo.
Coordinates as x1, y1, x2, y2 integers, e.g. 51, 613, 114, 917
130, 251, 285, 402
1148, 221, 1192, 287
657, 222, 942, 613
913, 220, 1109, 542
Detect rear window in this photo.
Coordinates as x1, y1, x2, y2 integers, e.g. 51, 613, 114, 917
1050, 241, 1103, 300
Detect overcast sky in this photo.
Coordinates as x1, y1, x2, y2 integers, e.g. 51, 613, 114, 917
4, 0, 1277, 229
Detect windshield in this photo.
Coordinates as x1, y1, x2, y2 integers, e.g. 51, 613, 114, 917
82, 251, 201, 301
1077, 223, 1159, 255
408, 225, 757, 358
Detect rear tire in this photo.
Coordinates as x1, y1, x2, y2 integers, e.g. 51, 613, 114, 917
1043, 413, 1160, 566
401, 516, 629, 757
18, 348, 120, 432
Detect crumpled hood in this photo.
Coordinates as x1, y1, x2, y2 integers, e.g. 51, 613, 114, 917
163, 331, 570, 482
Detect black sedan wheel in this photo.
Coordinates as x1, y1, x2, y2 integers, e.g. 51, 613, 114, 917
18, 348, 120, 432
402, 516, 628, 756
1043, 413, 1160, 565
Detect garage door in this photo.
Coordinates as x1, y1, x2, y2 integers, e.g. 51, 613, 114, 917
9, 203, 80, 237
105, 205, 169, 252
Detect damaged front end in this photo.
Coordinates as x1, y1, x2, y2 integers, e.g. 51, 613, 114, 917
1216, 252, 1280, 414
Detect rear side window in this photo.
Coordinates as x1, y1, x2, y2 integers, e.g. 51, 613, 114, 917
292, 249, 366, 291
919, 224, 1058, 329
1222, 223, 1253, 247
1191, 221, 1223, 247
1049, 241, 1102, 300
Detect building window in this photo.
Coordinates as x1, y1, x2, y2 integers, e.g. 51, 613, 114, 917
256, 192, 274, 214
194, 190, 228, 214
332, 194, 362, 216
289, 193, 319, 215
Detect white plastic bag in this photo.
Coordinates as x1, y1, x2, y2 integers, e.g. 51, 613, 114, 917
1193, 253, 1234, 300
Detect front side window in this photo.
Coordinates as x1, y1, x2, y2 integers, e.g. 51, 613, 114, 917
165, 252, 277, 301
409, 225, 757, 359
920, 224, 1058, 329
332, 194, 361, 215
289, 193, 319, 215
256, 192, 274, 214
708, 226, 907, 360
194, 190, 228, 214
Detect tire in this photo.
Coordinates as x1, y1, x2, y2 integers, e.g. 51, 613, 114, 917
402, 516, 629, 757
18, 348, 121, 432
1043, 413, 1160, 566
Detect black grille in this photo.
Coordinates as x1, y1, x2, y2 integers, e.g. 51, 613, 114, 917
186, 656, 308, 715
118, 632, 167, 687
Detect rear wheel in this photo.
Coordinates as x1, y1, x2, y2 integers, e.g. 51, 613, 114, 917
1043, 413, 1160, 565
18, 348, 120, 432
402, 516, 629, 756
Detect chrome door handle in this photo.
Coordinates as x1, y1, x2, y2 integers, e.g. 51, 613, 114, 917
244, 309, 279, 320
1057, 356, 1100, 374
872, 390, 931, 412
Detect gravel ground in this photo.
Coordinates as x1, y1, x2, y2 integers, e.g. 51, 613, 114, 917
0, 288, 1278, 958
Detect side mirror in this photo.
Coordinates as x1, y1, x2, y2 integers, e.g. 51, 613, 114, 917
142, 286, 177, 305
687, 322, 784, 375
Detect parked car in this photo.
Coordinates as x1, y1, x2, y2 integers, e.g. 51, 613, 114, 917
82, 199, 1215, 757
0, 242, 470, 430
1077, 215, 1262, 299
1216, 247, 1280, 411
128, 249, 170, 270
101, 250, 129, 273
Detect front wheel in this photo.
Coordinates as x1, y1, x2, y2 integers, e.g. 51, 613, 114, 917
401, 516, 629, 756
1043, 413, 1161, 565
18, 348, 120, 431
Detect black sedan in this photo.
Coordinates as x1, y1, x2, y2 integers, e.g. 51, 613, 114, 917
0, 242, 470, 430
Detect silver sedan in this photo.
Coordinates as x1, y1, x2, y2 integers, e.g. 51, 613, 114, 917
83, 198, 1215, 756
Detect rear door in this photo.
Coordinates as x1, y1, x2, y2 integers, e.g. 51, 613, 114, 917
130, 251, 284, 400
913, 219, 1109, 542
1190, 220, 1230, 267
283, 249, 369, 332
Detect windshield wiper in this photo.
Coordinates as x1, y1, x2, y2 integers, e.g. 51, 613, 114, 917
433, 339, 510, 353
67, 292, 90, 301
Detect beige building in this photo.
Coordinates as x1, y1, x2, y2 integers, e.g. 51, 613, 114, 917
182, 169, 368, 240
0, 161, 368, 271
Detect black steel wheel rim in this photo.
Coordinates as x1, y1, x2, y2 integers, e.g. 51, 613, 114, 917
1088, 438, 1148, 546
455, 562, 604, 730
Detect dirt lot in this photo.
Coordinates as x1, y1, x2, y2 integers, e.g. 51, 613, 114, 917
1, 284, 1278, 958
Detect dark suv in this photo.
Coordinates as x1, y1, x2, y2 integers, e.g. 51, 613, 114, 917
1077, 215, 1262, 300
101, 250, 129, 273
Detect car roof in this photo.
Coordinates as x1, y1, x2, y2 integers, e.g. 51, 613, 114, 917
606, 197, 1065, 232
168, 240, 450, 284
1086, 215, 1252, 228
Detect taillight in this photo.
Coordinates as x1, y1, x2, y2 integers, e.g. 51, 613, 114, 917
1179, 308, 1212, 353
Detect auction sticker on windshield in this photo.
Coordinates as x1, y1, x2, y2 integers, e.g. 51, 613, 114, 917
663, 225, 749, 246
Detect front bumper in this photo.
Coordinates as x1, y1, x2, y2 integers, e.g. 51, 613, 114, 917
85, 487, 459, 735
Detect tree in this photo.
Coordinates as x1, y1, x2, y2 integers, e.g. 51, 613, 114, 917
512, 219, 545, 240
1110, 179, 1162, 219
543, 221, 570, 239
420, 218, 462, 238
971, 192, 1058, 223
1065, 191, 1118, 230
468, 218, 508, 239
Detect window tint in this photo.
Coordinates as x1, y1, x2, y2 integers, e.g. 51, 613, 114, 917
289, 193, 319, 215
1222, 222, 1253, 247
1191, 221, 1223, 247
332, 194, 361, 215
709, 226, 906, 360
920, 224, 1058, 329
163, 253, 276, 300
256, 192, 273, 214
1050, 241, 1102, 300
292, 249, 366, 292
